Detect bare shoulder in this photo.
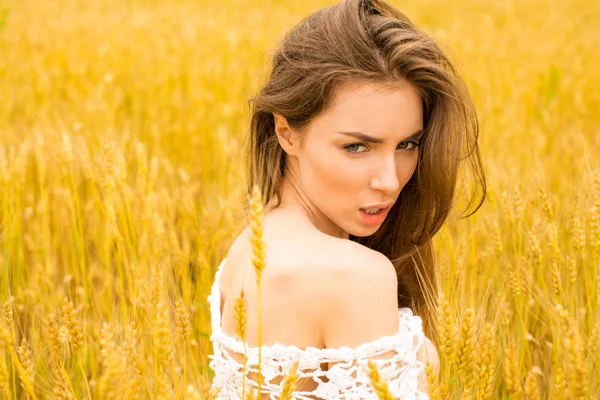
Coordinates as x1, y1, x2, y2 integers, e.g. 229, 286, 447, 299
305, 241, 399, 348
223, 220, 398, 348
261, 238, 395, 308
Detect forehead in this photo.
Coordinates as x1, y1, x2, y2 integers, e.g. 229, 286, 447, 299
331, 79, 414, 101
306, 79, 423, 137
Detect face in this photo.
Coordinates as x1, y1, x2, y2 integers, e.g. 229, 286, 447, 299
275, 80, 423, 239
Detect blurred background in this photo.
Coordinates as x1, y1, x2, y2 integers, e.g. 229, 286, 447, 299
0, 0, 598, 398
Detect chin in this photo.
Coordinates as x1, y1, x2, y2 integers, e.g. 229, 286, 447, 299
349, 225, 381, 238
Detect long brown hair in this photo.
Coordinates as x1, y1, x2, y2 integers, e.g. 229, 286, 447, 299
244, 0, 486, 344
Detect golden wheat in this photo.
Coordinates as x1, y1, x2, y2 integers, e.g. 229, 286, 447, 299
504, 341, 522, 397
249, 184, 267, 397
366, 359, 395, 400
524, 367, 542, 400
43, 313, 63, 356
425, 362, 441, 400
52, 365, 74, 400
61, 297, 85, 353
437, 292, 457, 366
234, 289, 248, 400
551, 364, 568, 400
16, 338, 34, 392
555, 304, 589, 399
0, 356, 10, 398
456, 308, 475, 389
474, 322, 496, 399
0, 0, 598, 398
279, 360, 300, 400
2, 301, 15, 345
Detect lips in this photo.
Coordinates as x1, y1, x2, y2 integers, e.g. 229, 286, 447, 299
358, 206, 391, 226
360, 202, 395, 210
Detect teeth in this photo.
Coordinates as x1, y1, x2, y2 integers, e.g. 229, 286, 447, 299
364, 208, 380, 214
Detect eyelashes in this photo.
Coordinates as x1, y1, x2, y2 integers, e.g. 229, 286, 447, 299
343, 141, 420, 154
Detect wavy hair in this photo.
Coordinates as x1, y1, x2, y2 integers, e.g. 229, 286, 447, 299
244, 0, 486, 343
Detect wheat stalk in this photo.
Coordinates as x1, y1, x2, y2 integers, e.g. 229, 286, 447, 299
234, 289, 248, 400
475, 322, 496, 399
366, 359, 396, 400
61, 297, 85, 353
437, 292, 459, 372
279, 360, 299, 400
504, 340, 522, 396
425, 362, 441, 400
539, 188, 554, 224
551, 364, 568, 400
43, 313, 63, 356
249, 184, 266, 397
524, 367, 542, 400
556, 304, 589, 399
98, 323, 126, 398
456, 308, 475, 389
2, 301, 15, 345
123, 321, 146, 400
0, 353, 11, 399
52, 364, 74, 400
17, 337, 35, 391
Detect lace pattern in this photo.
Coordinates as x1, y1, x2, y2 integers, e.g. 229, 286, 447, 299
207, 258, 429, 399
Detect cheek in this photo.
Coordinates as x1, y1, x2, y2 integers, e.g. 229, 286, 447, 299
304, 150, 365, 194
397, 155, 419, 185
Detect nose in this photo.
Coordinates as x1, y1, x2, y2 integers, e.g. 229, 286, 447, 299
370, 155, 400, 193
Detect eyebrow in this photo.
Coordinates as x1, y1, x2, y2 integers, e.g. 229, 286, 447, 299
337, 129, 424, 144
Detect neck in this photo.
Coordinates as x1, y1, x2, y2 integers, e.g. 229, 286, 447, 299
265, 171, 349, 240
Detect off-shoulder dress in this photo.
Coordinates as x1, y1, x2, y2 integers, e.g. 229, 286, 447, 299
207, 258, 429, 400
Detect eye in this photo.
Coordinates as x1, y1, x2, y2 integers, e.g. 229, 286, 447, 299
398, 141, 420, 151
344, 143, 368, 153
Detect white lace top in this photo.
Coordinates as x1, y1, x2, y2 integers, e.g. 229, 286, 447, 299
207, 258, 429, 400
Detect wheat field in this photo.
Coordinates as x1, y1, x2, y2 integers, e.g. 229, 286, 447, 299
0, 0, 599, 398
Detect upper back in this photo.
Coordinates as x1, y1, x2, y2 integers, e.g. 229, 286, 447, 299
218, 209, 400, 352
211, 210, 436, 398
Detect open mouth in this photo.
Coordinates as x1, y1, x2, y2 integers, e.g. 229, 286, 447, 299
362, 207, 385, 215
358, 206, 391, 226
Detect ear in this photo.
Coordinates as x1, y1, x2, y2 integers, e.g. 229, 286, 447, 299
273, 113, 301, 156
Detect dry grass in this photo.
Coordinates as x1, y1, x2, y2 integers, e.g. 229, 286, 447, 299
0, 0, 599, 398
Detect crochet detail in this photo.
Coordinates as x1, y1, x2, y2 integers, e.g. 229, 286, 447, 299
208, 258, 429, 399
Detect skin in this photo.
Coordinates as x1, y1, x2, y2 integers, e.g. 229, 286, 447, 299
269, 79, 423, 239
219, 79, 437, 394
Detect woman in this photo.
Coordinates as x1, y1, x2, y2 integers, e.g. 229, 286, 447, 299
208, 0, 486, 398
